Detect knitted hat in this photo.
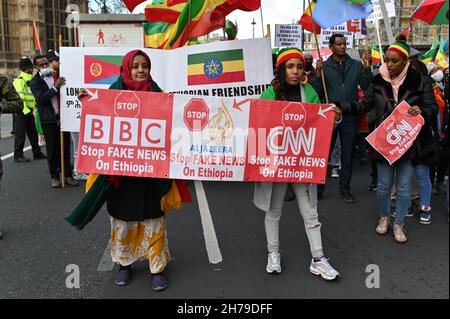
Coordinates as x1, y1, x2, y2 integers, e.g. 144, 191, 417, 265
18, 57, 33, 70
386, 42, 410, 59
276, 48, 305, 70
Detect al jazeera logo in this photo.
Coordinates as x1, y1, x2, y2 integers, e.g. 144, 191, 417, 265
183, 98, 234, 144
90, 62, 103, 78
209, 101, 234, 144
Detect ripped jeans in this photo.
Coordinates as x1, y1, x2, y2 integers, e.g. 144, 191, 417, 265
265, 183, 324, 259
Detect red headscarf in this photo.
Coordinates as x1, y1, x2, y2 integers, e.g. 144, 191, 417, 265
121, 49, 153, 92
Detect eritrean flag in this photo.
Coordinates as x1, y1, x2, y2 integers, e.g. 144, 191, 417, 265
84, 55, 123, 85
188, 49, 245, 86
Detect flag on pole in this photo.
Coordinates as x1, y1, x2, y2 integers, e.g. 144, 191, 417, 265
299, 0, 321, 34
435, 38, 449, 69
421, 38, 439, 64
225, 19, 238, 40
162, 0, 261, 50
145, 0, 187, 23
32, 20, 43, 55
144, 0, 189, 48
312, 0, 373, 29
123, 0, 149, 12
371, 46, 381, 64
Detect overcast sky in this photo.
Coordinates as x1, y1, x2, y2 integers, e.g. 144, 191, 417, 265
133, 0, 305, 40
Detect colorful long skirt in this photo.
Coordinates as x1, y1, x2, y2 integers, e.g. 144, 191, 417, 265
109, 216, 171, 274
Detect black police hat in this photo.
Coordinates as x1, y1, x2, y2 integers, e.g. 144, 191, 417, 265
46, 49, 60, 62
18, 57, 33, 70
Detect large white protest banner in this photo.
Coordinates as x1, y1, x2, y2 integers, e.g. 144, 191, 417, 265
60, 38, 273, 132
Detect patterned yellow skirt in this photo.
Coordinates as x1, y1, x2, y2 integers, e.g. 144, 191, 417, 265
109, 216, 171, 274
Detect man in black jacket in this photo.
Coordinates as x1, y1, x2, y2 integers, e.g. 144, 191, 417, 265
316, 34, 372, 203
29, 54, 78, 188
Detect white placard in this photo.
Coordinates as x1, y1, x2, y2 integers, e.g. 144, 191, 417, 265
275, 24, 302, 48
320, 24, 354, 48
366, 0, 396, 22
60, 38, 273, 132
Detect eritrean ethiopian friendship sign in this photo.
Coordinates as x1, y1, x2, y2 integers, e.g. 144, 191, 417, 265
366, 101, 424, 165
77, 89, 335, 183
60, 38, 273, 132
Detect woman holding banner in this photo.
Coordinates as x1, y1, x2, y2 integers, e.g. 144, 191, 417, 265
337, 43, 438, 244
255, 48, 342, 281
79, 50, 184, 291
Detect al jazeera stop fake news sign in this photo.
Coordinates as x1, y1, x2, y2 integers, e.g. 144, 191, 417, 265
77, 89, 335, 183
366, 101, 424, 165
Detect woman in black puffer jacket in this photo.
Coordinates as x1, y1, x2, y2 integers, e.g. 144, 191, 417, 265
338, 43, 438, 244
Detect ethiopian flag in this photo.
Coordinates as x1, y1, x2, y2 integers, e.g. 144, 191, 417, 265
435, 38, 449, 70
164, 0, 260, 50
188, 49, 245, 85
299, 0, 321, 34
84, 55, 123, 85
420, 39, 439, 65
371, 46, 381, 64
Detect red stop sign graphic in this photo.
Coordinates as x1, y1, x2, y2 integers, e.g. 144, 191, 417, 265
282, 102, 306, 129
114, 91, 141, 118
184, 98, 209, 131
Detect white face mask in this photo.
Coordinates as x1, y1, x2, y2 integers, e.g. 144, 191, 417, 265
39, 67, 52, 77
431, 70, 444, 82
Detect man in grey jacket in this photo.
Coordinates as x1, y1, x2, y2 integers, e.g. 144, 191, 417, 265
0, 74, 23, 239
316, 34, 372, 203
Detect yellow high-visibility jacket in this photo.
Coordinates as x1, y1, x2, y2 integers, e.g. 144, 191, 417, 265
13, 71, 36, 115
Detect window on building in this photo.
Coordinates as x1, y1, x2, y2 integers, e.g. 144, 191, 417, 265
1, 0, 11, 52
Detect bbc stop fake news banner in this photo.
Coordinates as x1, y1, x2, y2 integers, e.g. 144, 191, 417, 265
77, 89, 335, 183
366, 101, 424, 165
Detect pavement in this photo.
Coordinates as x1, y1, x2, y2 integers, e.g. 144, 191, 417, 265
0, 132, 448, 299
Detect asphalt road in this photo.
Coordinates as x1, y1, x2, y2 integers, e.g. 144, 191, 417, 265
0, 134, 448, 299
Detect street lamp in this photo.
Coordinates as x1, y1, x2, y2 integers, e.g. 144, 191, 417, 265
251, 18, 256, 38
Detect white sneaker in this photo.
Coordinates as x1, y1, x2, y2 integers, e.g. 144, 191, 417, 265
331, 168, 339, 178
310, 257, 340, 280
38, 134, 46, 146
266, 252, 281, 274
73, 170, 88, 181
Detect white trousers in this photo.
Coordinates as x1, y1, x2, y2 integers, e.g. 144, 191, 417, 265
265, 183, 324, 258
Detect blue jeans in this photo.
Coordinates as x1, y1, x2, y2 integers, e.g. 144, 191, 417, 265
414, 165, 431, 207
377, 160, 414, 225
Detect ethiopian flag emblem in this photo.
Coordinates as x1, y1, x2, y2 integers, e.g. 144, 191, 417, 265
84, 55, 124, 85
187, 49, 245, 86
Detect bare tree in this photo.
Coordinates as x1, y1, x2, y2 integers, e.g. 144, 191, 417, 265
88, 0, 128, 14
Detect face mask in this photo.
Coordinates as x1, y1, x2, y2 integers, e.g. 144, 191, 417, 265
431, 70, 444, 82
39, 67, 52, 77
305, 61, 313, 71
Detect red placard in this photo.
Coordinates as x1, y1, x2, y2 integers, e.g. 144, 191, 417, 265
244, 101, 335, 184
77, 89, 173, 178
366, 101, 424, 165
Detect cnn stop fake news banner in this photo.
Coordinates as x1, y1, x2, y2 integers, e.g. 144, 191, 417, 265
77, 89, 335, 183
366, 101, 424, 165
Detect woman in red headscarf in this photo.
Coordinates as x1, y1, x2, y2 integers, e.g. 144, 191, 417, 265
79, 50, 174, 291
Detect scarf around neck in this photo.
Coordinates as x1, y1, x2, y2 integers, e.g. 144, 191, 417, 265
120, 49, 153, 92
379, 61, 410, 103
